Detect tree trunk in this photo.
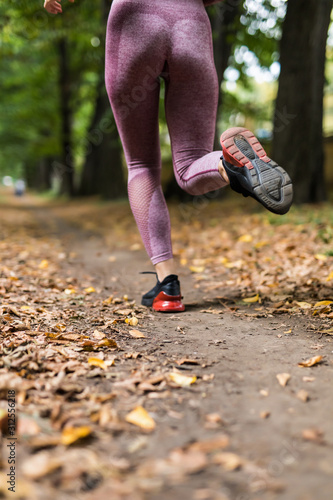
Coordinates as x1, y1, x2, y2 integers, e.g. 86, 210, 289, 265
79, 0, 126, 199
272, 0, 332, 204
79, 81, 126, 199
58, 37, 75, 197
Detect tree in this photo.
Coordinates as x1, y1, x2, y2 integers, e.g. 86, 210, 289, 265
272, 0, 333, 203
79, 0, 127, 199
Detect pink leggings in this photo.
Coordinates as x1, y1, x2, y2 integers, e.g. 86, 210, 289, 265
105, 0, 226, 265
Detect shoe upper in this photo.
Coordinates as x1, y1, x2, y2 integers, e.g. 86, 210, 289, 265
142, 274, 181, 302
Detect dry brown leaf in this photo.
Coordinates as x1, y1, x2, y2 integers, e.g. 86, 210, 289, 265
296, 389, 309, 402
189, 435, 229, 453
212, 452, 244, 470
302, 428, 325, 444
115, 309, 133, 316
276, 373, 291, 387
176, 358, 200, 365
93, 329, 106, 339
129, 329, 146, 338
22, 451, 62, 479
298, 355, 323, 367
260, 411, 271, 419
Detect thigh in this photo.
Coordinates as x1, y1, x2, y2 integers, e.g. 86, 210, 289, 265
165, 14, 219, 169
105, 2, 168, 167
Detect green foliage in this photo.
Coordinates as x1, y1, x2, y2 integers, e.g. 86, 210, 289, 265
0, 0, 288, 189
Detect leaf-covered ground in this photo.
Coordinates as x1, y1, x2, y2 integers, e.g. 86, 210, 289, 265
0, 191, 333, 500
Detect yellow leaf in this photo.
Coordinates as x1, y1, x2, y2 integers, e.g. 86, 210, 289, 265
39, 259, 49, 269
64, 288, 76, 295
125, 406, 156, 431
180, 258, 188, 266
298, 355, 323, 368
61, 426, 92, 446
129, 329, 146, 338
168, 372, 197, 387
189, 266, 205, 273
103, 295, 114, 305
54, 323, 66, 332
295, 301, 312, 309
243, 294, 259, 303
320, 328, 333, 335
326, 271, 333, 282
129, 317, 139, 327
276, 373, 291, 387
238, 234, 253, 243
98, 338, 118, 348
84, 287, 96, 294
313, 300, 333, 307
315, 254, 327, 261
20, 306, 33, 311
88, 357, 107, 370
254, 240, 269, 249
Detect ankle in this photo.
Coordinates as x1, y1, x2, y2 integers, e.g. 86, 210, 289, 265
218, 158, 230, 184
155, 259, 176, 281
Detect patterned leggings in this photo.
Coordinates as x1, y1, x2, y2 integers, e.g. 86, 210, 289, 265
105, 0, 226, 264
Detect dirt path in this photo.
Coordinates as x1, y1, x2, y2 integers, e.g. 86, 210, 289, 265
1, 195, 333, 500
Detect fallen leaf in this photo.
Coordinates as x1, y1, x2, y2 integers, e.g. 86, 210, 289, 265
243, 294, 259, 303
168, 372, 197, 387
39, 259, 49, 269
115, 309, 133, 316
97, 338, 118, 348
84, 287, 96, 294
129, 329, 145, 338
302, 428, 325, 444
125, 406, 156, 431
303, 376, 315, 382
313, 300, 333, 307
92, 330, 105, 339
298, 355, 323, 367
315, 254, 327, 261
189, 266, 205, 273
326, 271, 333, 281
260, 411, 271, 419
22, 451, 62, 479
296, 390, 309, 402
61, 426, 92, 446
276, 373, 291, 387
188, 435, 229, 453
128, 317, 139, 327
238, 234, 253, 243
212, 452, 244, 470
295, 301, 312, 309
88, 357, 107, 370
176, 358, 200, 366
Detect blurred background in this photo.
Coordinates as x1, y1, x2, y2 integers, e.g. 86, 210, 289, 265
1, 0, 333, 204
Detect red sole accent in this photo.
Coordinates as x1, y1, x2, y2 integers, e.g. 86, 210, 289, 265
152, 291, 185, 312
220, 127, 270, 170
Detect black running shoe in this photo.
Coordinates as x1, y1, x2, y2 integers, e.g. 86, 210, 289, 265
220, 127, 293, 215
141, 272, 185, 312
